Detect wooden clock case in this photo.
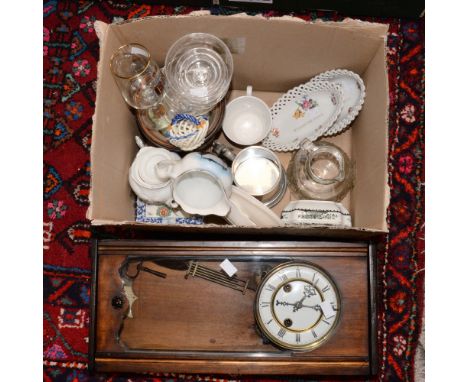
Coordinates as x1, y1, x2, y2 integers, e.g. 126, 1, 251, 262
89, 230, 379, 377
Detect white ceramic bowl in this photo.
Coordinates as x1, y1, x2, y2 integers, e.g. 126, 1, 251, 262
222, 86, 271, 145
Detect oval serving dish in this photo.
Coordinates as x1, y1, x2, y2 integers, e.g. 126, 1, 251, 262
262, 81, 343, 152
308, 69, 365, 137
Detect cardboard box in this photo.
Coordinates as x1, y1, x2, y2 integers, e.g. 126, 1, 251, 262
88, 14, 389, 238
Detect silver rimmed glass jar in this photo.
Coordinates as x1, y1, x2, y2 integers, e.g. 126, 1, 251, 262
287, 140, 355, 201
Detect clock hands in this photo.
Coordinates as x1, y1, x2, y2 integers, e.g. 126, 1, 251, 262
276, 300, 321, 311
301, 304, 321, 310
276, 301, 295, 307
275, 284, 322, 312
293, 296, 307, 312
293, 285, 319, 311
292, 285, 319, 311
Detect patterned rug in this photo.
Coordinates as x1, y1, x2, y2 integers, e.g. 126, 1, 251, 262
43, 2, 425, 381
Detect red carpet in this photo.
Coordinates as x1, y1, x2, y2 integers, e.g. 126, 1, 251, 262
43, 2, 424, 381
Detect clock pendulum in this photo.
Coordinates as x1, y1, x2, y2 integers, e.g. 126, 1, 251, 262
184, 260, 256, 294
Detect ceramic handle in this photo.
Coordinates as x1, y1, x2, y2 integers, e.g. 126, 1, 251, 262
246, 85, 253, 97
135, 136, 145, 149
166, 199, 178, 209
225, 200, 256, 226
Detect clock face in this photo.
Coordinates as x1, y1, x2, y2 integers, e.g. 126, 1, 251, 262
255, 262, 341, 351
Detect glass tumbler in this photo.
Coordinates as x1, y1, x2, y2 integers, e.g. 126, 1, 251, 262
110, 43, 164, 109
287, 140, 355, 201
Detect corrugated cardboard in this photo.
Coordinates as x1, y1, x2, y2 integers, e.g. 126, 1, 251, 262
88, 14, 389, 237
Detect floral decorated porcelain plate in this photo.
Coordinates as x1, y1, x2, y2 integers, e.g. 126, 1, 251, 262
262, 81, 344, 152
308, 69, 365, 136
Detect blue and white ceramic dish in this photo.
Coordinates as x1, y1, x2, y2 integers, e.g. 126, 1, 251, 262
136, 198, 204, 225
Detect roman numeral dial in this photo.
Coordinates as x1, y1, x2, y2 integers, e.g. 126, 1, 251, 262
255, 262, 340, 351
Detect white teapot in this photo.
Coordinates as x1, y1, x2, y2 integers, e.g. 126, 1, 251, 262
128, 145, 181, 205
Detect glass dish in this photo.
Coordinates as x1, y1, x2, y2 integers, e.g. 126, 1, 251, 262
287, 140, 354, 201
164, 33, 233, 116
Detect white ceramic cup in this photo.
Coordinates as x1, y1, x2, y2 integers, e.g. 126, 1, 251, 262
222, 86, 271, 145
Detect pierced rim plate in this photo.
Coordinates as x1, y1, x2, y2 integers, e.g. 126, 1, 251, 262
308, 69, 365, 137
262, 81, 344, 152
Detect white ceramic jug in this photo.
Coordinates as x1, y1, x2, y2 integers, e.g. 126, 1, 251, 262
171, 169, 255, 226
155, 152, 233, 195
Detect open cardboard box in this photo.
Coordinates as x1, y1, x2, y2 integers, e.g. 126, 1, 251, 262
88, 14, 389, 239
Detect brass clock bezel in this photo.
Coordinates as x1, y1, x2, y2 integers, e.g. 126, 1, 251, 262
254, 261, 341, 351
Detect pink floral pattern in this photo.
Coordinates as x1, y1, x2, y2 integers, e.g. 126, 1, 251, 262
398, 155, 414, 174
47, 200, 67, 219
400, 103, 416, 123
293, 96, 318, 119
299, 97, 317, 110
72, 59, 91, 78
79, 16, 95, 33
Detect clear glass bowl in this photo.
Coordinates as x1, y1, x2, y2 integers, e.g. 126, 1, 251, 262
164, 33, 233, 116
287, 140, 355, 201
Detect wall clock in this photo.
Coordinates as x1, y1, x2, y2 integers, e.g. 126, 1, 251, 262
90, 239, 377, 376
